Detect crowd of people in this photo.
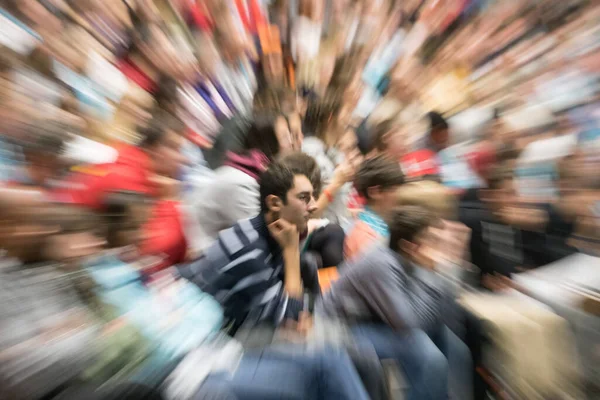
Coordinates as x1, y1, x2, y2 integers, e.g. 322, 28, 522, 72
0, 0, 599, 399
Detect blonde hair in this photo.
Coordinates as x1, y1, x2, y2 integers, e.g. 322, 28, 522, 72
396, 181, 457, 220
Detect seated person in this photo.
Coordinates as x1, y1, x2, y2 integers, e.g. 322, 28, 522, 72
195, 113, 293, 251
280, 152, 346, 269
60, 113, 189, 274
345, 155, 405, 261
179, 160, 318, 333
61, 192, 369, 400
318, 205, 450, 400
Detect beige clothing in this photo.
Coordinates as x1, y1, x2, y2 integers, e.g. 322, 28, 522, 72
459, 291, 583, 400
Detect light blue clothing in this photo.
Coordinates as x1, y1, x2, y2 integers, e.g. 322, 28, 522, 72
53, 61, 113, 121
357, 207, 389, 238
85, 255, 224, 360
438, 148, 481, 190
0, 137, 24, 182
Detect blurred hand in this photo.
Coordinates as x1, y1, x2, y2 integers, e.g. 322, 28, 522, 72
332, 159, 356, 186
268, 219, 299, 249
482, 273, 514, 293
278, 312, 313, 342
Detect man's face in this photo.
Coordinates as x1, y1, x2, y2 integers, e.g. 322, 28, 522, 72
386, 129, 406, 159
279, 175, 317, 233
152, 130, 186, 178
431, 127, 449, 150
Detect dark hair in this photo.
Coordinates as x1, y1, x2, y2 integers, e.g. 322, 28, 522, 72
369, 120, 395, 154
23, 122, 67, 156
243, 114, 284, 160
355, 155, 405, 200
103, 191, 151, 248
427, 111, 448, 133
259, 161, 296, 213
487, 166, 512, 190
42, 204, 104, 236
303, 95, 342, 138
388, 206, 434, 253
154, 75, 178, 112
279, 152, 322, 196
138, 111, 184, 149
253, 86, 296, 113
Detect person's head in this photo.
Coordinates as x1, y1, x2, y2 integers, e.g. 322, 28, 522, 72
260, 161, 317, 233
138, 111, 186, 178
103, 191, 152, 249
396, 181, 457, 220
243, 113, 293, 160
369, 120, 406, 159
337, 128, 359, 157
154, 75, 178, 114
467, 146, 497, 183
279, 152, 322, 197
41, 205, 106, 265
252, 86, 297, 115
480, 166, 515, 212
388, 205, 437, 266
22, 123, 67, 186
303, 95, 342, 141
0, 194, 54, 263
427, 111, 449, 151
355, 155, 405, 216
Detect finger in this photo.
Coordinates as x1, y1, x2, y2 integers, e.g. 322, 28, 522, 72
269, 220, 285, 232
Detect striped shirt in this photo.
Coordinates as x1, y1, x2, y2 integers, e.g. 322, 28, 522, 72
177, 215, 303, 332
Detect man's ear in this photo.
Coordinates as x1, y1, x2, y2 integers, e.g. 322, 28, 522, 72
366, 185, 382, 200
399, 238, 418, 256
265, 194, 283, 213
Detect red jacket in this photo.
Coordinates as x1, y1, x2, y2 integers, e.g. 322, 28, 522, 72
59, 144, 156, 209
60, 144, 187, 272
140, 199, 188, 275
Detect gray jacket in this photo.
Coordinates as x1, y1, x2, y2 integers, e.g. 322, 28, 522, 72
317, 245, 447, 333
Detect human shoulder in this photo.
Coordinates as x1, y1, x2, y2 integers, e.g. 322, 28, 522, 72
302, 137, 326, 155
345, 246, 399, 276
214, 217, 265, 257
215, 166, 259, 187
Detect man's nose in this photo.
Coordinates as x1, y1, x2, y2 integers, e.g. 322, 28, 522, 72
307, 197, 317, 214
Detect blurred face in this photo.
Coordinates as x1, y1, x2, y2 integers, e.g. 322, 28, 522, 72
151, 130, 186, 178
368, 185, 401, 216
398, 225, 437, 269
45, 231, 106, 264
0, 208, 55, 262
386, 129, 406, 159
278, 175, 317, 233
115, 203, 151, 248
431, 127, 449, 150
26, 152, 61, 186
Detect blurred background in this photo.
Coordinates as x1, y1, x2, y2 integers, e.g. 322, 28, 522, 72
0, 0, 599, 399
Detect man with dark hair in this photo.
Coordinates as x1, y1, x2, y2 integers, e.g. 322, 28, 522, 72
203, 86, 300, 169
179, 160, 318, 332
427, 111, 450, 152
16, 122, 67, 188
318, 205, 449, 400
62, 114, 186, 209
367, 120, 406, 160
345, 155, 405, 260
